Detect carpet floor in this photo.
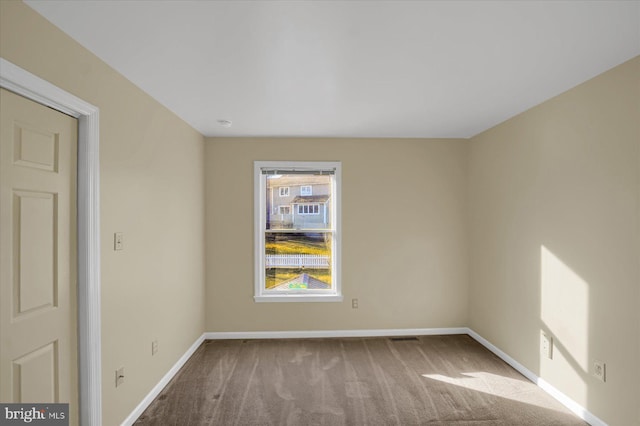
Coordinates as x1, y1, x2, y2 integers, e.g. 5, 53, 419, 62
134, 335, 587, 425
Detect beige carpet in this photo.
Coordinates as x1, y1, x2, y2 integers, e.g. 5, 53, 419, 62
134, 335, 587, 425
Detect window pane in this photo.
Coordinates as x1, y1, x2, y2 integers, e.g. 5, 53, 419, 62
265, 232, 332, 290
266, 173, 331, 230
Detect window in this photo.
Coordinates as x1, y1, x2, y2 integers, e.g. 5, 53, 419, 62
255, 161, 341, 302
297, 204, 320, 215
300, 185, 312, 196
279, 187, 290, 197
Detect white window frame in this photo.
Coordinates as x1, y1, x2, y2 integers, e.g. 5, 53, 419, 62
279, 187, 290, 197
278, 205, 291, 215
300, 185, 312, 196
254, 161, 342, 303
297, 204, 320, 215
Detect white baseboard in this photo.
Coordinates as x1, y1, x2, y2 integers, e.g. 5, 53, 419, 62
120, 333, 206, 426
123, 328, 606, 426
204, 327, 468, 340
466, 328, 607, 426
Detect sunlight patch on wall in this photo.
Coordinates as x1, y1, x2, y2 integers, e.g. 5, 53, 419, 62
540, 245, 588, 398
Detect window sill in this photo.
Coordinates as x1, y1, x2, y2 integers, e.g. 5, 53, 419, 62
254, 294, 344, 303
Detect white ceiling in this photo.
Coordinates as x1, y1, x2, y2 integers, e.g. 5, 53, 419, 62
25, 1, 640, 138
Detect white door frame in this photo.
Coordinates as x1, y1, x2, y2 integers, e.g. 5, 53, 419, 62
0, 58, 102, 425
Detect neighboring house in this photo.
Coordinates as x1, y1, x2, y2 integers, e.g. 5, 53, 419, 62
266, 175, 331, 229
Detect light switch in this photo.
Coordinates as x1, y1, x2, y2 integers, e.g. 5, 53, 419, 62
115, 367, 125, 387
114, 232, 124, 251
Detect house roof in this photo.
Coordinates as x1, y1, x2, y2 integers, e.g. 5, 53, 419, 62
291, 195, 330, 204
272, 273, 330, 291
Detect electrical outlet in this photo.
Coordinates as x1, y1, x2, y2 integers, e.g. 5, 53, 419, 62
114, 232, 124, 251
152, 340, 158, 355
352, 298, 358, 309
540, 331, 553, 359
115, 367, 125, 387
593, 360, 606, 382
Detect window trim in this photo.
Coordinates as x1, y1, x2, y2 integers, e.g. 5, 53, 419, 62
254, 161, 342, 303
296, 203, 320, 215
300, 185, 312, 196
279, 187, 290, 197
278, 205, 291, 215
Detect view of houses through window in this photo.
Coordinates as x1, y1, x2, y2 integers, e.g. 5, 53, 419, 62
265, 172, 333, 290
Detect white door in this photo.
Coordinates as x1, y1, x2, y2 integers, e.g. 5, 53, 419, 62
0, 88, 78, 425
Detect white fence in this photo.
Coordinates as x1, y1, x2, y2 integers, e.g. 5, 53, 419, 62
265, 254, 330, 268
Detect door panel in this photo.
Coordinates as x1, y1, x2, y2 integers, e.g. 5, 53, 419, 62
0, 88, 77, 425
12, 341, 58, 403
13, 122, 59, 172
15, 191, 56, 314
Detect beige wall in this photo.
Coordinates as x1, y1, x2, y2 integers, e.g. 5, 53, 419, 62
0, 2, 206, 425
468, 56, 640, 425
205, 138, 469, 331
